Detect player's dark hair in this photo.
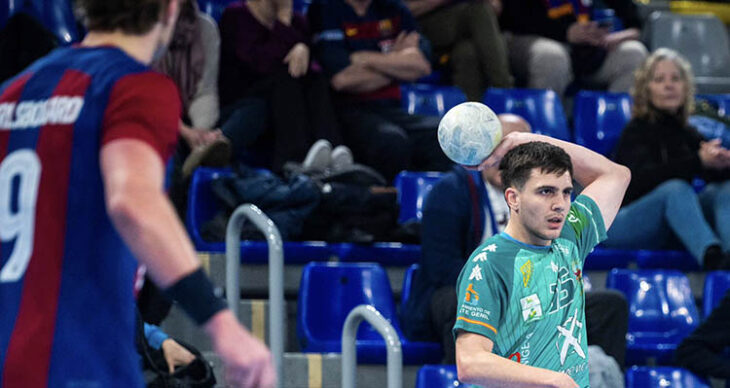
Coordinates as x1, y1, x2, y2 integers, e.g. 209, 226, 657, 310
499, 141, 573, 190
75, 0, 172, 35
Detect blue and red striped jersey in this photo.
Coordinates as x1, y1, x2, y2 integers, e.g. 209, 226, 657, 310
0, 46, 180, 388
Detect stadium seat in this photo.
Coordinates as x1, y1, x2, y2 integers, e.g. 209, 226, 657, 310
297, 262, 442, 364
401, 83, 467, 117
645, 12, 730, 94
416, 365, 478, 388
573, 91, 632, 157
394, 170, 445, 224
606, 269, 700, 365
702, 271, 730, 318
695, 94, 730, 116
483, 88, 571, 141
625, 366, 710, 388
635, 250, 699, 271
416, 70, 444, 85
4, 0, 80, 44
583, 247, 634, 270
197, 0, 237, 23
186, 167, 335, 262
400, 263, 419, 307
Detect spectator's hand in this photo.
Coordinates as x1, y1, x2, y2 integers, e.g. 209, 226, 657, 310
600, 28, 640, 51
485, 0, 502, 15
180, 125, 224, 149
392, 31, 419, 52
205, 311, 275, 388
567, 21, 608, 46
349, 51, 371, 66
283, 43, 309, 78
273, 0, 293, 25
699, 139, 730, 169
161, 339, 196, 373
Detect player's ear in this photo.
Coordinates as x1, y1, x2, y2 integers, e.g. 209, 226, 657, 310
505, 187, 519, 213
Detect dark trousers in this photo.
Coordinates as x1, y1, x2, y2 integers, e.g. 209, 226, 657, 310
220, 70, 342, 172
336, 101, 452, 182
431, 286, 628, 366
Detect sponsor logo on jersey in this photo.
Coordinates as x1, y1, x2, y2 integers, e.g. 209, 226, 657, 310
520, 260, 533, 288
459, 304, 491, 321
484, 243, 497, 252
520, 293, 542, 322
465, 283, 479, 305
469, 264, 483, 281
472, 252, 488, 262
548, 266, 576, 315
555, 308, 586, 366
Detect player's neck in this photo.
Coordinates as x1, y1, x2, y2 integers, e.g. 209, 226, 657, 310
503, 219, 551, 247
81, 29, 162, 65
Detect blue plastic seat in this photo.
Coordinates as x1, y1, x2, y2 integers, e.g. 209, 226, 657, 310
702, 271, 730, 317
416, 365, 478, 388
573, 91, 632, 156
197, 0, 238, 23
401, 83, 467, 117
186, 167, 334, 262
394, 170, 445, 224
625, 366, 710, 388
583, 247, 634, 270
400, 263, 419, 307
482, 88, 571, 140
4, 0, 80, 44
606, 269, 700, 365
297, 262, 442, 364
635, 250, 699, 271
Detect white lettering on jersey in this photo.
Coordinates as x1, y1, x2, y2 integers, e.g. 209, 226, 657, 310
469, 264, 483, 281
0, 96, 84, 130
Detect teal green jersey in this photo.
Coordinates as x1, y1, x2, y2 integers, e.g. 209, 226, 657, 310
453, 195, 607, 388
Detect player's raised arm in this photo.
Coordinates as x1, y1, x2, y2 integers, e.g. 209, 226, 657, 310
456, 333, 579, 388
479, 132, 630, 229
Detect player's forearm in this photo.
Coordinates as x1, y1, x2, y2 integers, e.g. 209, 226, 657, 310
359, 49, 431, 81
458, 351, 573, 388
331, 64, 392, 93
107, 187, 200, 288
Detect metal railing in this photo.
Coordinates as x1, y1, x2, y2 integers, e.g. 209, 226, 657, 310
341, 304, 403, 388
226, 204, 284, 388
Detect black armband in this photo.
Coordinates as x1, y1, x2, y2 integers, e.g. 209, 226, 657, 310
164, 268, 227, 325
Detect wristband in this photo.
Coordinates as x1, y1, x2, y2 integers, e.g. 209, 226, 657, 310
164, 268, 227, 325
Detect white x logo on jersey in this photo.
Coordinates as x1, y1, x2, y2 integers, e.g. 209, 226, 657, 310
556, 308, 585, 365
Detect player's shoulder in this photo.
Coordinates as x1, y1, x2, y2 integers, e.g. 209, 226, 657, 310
466, 235, 517, 272
566, 195, 601, 229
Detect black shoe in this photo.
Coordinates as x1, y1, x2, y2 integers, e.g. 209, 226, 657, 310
703, 245, 724, 271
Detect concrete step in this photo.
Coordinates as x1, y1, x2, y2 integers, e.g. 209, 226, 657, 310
161, 298, 299, 353
202, 351, 420, 388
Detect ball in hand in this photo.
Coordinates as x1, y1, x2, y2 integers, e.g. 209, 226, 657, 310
437, 102, 503, 166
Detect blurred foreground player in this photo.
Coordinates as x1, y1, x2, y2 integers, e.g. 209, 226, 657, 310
454, 134, 630, 387
0, 0, 274, 387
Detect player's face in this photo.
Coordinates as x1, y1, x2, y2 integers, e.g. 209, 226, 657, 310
648, 59, 686, 113
510, 169, 573, 246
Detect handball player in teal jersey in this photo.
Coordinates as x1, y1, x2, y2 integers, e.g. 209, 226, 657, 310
453, 133, 630, 387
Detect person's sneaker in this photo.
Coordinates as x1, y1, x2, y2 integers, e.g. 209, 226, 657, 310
302, 139, 332, 172
182, 137, 231, 178
330, 145, 354, 172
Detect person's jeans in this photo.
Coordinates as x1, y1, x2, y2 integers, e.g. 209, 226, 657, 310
699, 180, 730, 252
603, 179, 721, 263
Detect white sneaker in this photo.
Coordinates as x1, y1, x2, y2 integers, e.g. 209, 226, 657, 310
302, 139, 332, 172
330, 145, 354, 172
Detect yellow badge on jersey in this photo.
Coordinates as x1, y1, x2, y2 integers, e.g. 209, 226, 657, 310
521, 260, 533, 288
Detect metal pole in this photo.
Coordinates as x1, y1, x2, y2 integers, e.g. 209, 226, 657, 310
225, 204, 284, 388
341, 305, 403, 388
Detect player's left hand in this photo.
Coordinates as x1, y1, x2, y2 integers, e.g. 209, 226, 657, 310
161, 338, 196, 373
284, 43, 309, 78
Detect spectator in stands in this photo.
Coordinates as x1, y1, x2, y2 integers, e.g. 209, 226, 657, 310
499, 0, 647, 98
142, 322, 196, 373
603, 48, 730, 270
675, 289, 730, 379
308, 0, 452, 182
218, 0, 348, 173
0, 11, 57, 84
402, 114, 629, 367
403, 0, 513, 101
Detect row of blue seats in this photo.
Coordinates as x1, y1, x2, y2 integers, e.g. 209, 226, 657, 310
416, 364, 712, 388
297, 261, 730, 368
189, 166, 704, 270
403, 83, 730, 157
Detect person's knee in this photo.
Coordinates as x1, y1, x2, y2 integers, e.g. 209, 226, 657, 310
658, 179, 697, 199
614, 40, 648, 72
451, 40, 479, 67
528, 39, 571, 91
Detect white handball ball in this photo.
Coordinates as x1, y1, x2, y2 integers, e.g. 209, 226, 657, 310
438, 102, 503, 166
